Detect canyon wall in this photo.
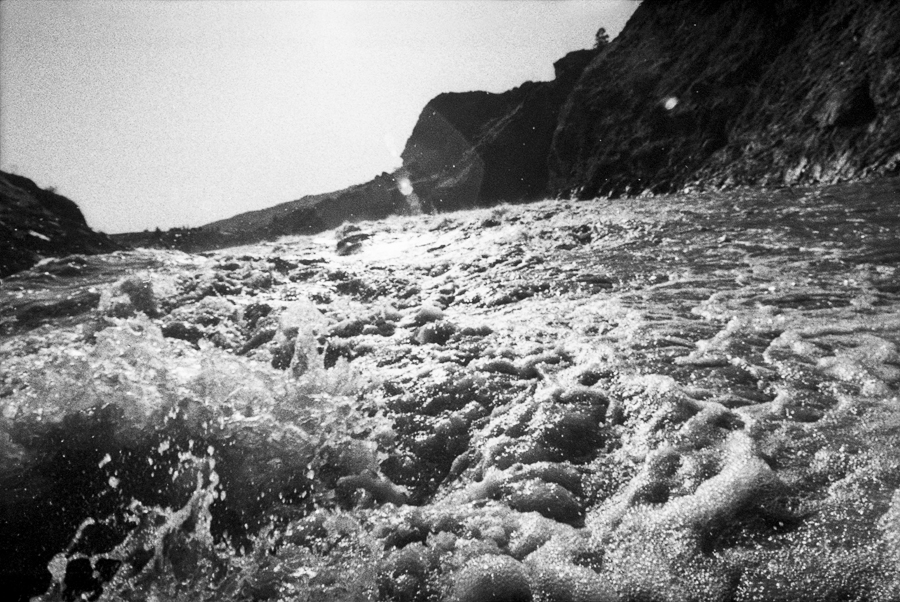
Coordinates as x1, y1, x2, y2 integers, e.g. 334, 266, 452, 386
401, 49, 596, 211
549, 0, 900, 196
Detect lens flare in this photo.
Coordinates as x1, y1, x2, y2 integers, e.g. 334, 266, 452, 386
398, 177, 414, 196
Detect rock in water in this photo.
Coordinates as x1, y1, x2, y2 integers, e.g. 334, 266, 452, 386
336, 231, 371, 256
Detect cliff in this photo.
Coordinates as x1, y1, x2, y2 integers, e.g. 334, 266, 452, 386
549, 0, 900, 196
401, 48, 596, 211
0, 171, 120, 278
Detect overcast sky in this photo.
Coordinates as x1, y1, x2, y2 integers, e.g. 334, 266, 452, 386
1, 1, 637, 233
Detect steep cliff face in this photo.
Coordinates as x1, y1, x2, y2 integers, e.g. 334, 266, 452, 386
401, 49, 596, 211
0, 171, 120, 278
549, 0, 900, 197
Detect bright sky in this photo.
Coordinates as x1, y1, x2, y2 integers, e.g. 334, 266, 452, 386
0, 1, 637, 233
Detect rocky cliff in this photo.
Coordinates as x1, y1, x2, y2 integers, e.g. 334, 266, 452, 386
549, 0, 900, 197
113, 172, 409, 252
0, 171, 120, 278
401, 48, 596, 211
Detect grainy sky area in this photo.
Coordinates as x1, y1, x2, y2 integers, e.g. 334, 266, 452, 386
1, 0, 637, 233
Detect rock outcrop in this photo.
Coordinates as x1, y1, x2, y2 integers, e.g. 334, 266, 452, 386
116, 0, 900, 250
549, 0, 900, 197
0, 171, 120, 278
401, 49, 596, 212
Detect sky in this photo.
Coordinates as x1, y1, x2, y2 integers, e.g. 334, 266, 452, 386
0, 0, 638, 234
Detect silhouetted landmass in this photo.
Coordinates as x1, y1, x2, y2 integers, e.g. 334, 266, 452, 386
400, 48, 597, 211
0, 171, 120, 278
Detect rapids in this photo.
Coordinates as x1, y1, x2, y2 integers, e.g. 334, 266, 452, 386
2, 179, 899, 601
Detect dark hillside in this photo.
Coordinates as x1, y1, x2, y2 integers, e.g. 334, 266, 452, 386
402, 49, 597, 211
0, 171, 120, 277
549, 0, 900, 196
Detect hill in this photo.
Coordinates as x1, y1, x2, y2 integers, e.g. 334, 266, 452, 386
549, 0, 900, 196
0, 171, 120, 277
